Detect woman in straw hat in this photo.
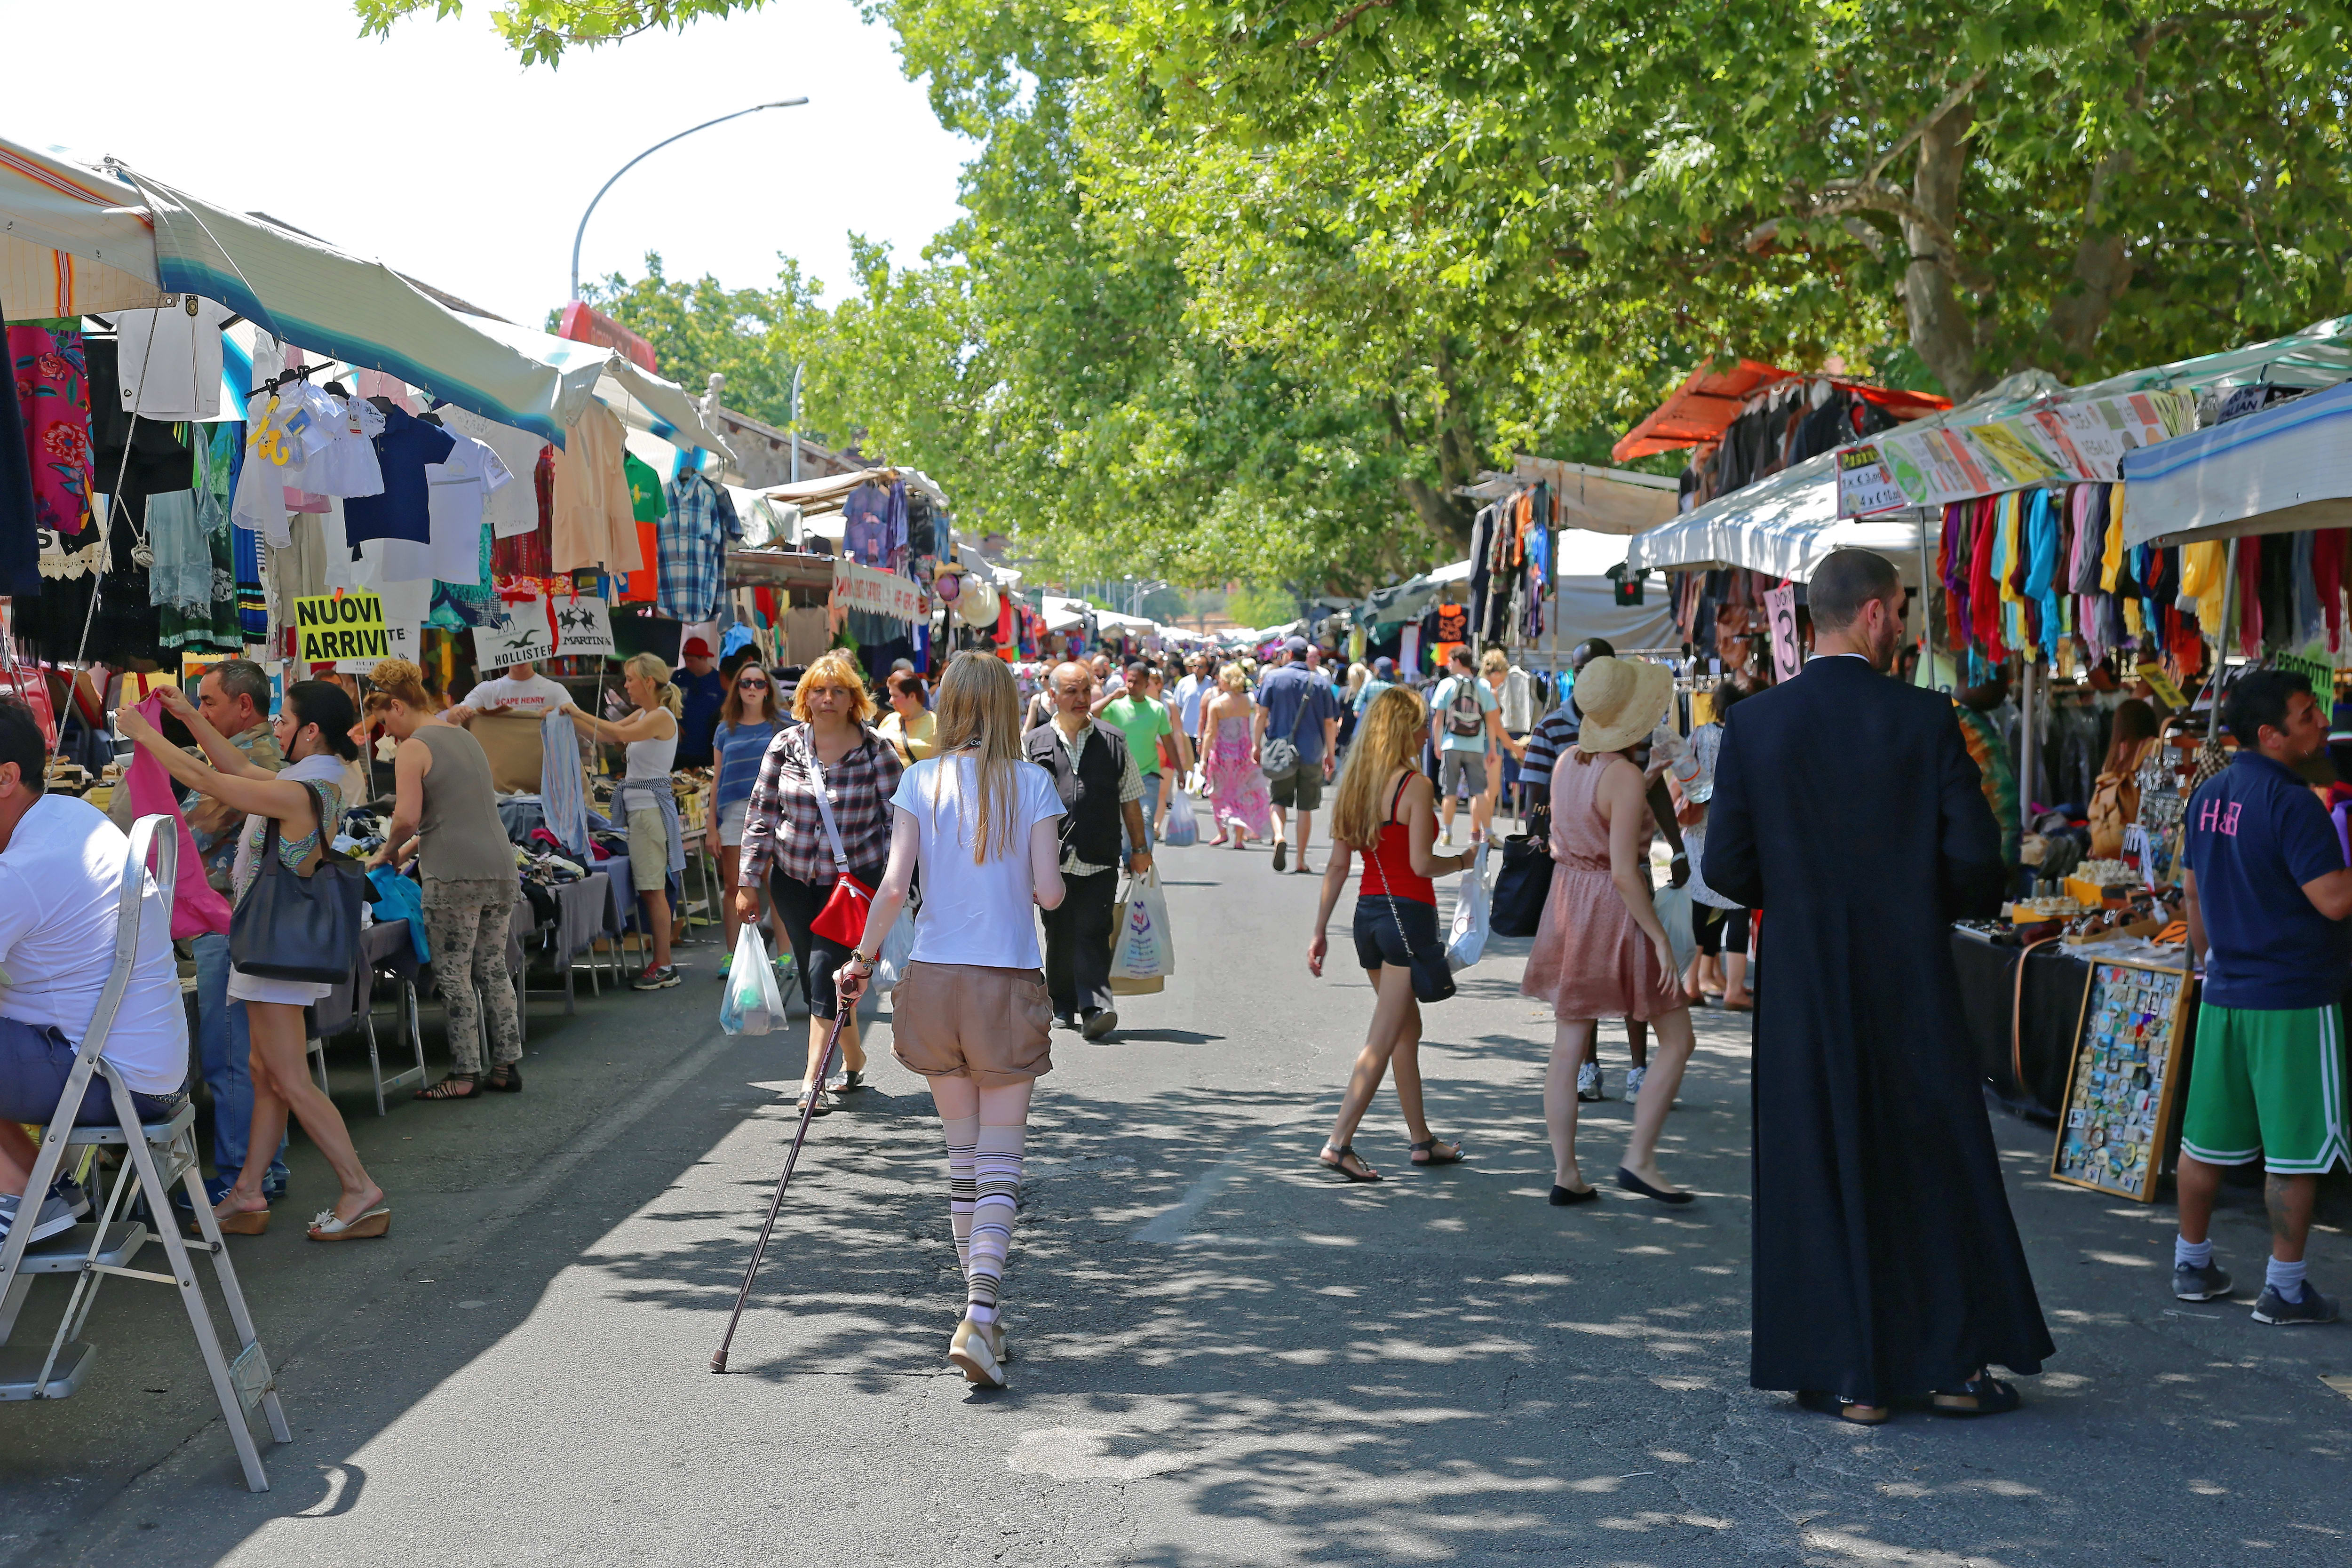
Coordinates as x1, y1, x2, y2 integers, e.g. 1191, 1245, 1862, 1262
1520, 656, 1698, 1207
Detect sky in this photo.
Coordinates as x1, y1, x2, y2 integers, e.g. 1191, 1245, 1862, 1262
5, 0, 975, 326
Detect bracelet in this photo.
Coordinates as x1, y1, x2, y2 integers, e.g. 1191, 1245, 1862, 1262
844, 951, 875, 973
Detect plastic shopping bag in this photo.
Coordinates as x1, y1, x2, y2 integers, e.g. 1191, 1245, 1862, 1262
1109, 867, 1177, 985
1446, 840, 1492, 971
1653, 881, 1696, 977
874, 892, 919, 995
1160, 781, 1200, 847
719, 925, 787, 1035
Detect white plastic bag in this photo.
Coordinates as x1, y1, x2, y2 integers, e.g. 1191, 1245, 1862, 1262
719, 925, 787, 1035
1446, 840, 1492, 971
1160, 782, 1200, 847
1653, 881, 1696, 976
874, 894, 919, 995
1109, 867, 1177, 982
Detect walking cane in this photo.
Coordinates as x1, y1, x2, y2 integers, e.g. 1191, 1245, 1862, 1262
709, 1006, 852, 1373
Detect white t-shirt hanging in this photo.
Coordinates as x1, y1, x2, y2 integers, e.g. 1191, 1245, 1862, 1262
889, 754, 1065, 971
232, 390, 293, 544
114, 296, 235, 420
302, 395, 387, 500
437, 406, 546, 540
404, 431, 513, 585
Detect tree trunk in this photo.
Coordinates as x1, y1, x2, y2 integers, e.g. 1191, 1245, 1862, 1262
1900, 101, 1987, 401
2044, 149, 2135, 367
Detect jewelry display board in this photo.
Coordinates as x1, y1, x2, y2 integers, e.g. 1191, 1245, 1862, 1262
2051, 958, 2197, 1202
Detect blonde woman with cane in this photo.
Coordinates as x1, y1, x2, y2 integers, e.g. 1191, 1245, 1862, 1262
566, 653, 684, 990
836, 653, 1067, 1388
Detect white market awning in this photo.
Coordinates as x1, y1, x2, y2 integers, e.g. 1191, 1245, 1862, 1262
1623, 453, 1934, 584
2120, 378, 2352, 547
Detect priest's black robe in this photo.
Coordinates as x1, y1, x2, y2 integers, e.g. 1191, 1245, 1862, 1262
1703, 655, 2054, 1404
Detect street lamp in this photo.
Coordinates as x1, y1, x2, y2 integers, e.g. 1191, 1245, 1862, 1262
569, 98, 810, 302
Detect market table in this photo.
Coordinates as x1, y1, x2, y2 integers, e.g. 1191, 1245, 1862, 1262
1949, 925, 2093, 1120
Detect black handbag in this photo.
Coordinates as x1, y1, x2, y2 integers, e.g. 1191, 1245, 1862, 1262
1381, 894, 1456, 1004
229, 782, 368, 983
1490, 832, 1555, 937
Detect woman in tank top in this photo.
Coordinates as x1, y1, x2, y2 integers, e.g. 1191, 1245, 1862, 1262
566, 653, 684, 990
366, 659, 526, 1100
1305, 685, 1475, 1183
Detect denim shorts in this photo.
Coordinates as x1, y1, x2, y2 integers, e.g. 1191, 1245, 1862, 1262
0, 1014, 188, 1127
1352, 895, 1443, 972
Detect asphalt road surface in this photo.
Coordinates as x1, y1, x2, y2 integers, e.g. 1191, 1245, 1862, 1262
5, 820, 2352, 1566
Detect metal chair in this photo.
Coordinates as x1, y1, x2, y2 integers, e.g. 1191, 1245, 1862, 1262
0, 817, 289, 1491
305, 918, 427, 1117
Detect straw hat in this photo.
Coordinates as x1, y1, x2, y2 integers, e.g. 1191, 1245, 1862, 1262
1573, 656, 1674, 754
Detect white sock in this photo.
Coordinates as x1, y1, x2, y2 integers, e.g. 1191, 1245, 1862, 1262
942, 1115, 977, 1274
2266, 1256, 2308, 1302
2175, 1236, 2213, 1270
966, 1122, 1025, 1320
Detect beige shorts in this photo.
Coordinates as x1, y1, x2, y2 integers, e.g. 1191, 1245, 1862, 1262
890, 961, 1055, 1087
626, 807, 667, 891
716, 799, 750, 848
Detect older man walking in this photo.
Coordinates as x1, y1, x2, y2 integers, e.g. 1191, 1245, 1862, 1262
1254, 636, 1341, 875
1703, 548, 2052, 1425
1026, 661, 1152, 1040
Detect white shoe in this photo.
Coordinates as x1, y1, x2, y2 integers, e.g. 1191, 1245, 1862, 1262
950, 1316, 1007, 1387
1625, 1065, 1647, 1099
1575, 1062, 1604, 1102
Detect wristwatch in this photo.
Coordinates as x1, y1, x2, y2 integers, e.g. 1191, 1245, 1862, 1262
844, 950, 876, 974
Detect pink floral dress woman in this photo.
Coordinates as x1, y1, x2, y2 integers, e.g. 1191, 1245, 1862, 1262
1197, 665, 1274, 846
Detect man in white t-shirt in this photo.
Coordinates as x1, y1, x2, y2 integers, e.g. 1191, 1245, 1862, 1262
451, 662, 569, 723
0, 700, 188, 1246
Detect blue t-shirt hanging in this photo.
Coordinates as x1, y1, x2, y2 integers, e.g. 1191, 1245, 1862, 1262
343, 405, 457, 546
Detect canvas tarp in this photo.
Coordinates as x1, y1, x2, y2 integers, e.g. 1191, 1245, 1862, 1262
0, 136, 162, 318
2120, 378, 2352, 547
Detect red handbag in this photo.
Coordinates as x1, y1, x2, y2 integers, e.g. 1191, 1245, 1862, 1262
807, 743, 876, 947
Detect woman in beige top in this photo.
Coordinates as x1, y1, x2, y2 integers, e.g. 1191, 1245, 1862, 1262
365, 659, 525, 1100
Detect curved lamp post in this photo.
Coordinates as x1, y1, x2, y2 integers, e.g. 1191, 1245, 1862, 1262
570, 98, 810, 302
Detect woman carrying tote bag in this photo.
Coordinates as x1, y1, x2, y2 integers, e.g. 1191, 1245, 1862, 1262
117, 682, 388, 1242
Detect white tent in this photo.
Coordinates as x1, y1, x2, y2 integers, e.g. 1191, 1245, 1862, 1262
2120, 379, 2352, 547
1621, 454, 1937, 584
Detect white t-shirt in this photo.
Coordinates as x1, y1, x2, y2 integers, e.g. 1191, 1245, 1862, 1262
0, 795, 186, 1095
437, 406, 548, 540
890, 755, 1065, 970
466, 672, 569, 719
409, 431, 513, 584
115, 297, 236, 420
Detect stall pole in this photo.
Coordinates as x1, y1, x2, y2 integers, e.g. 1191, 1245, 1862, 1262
2196, 540, 2238, 723
1915, 508, 1935, 687
2018, 656, 2038, 823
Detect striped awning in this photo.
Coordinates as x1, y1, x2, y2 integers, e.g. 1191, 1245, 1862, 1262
0, 136, 162, 318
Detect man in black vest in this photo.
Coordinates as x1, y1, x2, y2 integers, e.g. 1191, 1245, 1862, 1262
1026, 660, 1152, 1039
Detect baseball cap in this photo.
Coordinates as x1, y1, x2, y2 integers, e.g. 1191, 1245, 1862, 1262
1372, 656, 1395, 677
681, 637, 714, 658
1284, 635, 1310, 655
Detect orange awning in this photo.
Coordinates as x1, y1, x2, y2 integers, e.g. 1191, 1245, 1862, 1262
1612, 358, 1951, 462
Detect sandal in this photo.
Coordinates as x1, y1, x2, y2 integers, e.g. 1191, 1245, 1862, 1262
1409, 1137, 1465, 1166
1796, 1390, 1891, 1426
1318, 1144, 1382, 1183
482, 1065, 524, 1093
1931, 1374, 2022, 1417
415, 1073, 480, 1101
307, 1204, 391, 1242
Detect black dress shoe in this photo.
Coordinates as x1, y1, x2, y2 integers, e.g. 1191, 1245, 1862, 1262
1548, 1184, 1599, 1206
1615, 1167, 1694, 1206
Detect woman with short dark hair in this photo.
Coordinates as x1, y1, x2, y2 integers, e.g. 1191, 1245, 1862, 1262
119, 681, 389, 1241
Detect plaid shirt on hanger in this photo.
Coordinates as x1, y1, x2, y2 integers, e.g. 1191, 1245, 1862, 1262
658, 470, 726, 623
739, 721, 906, 887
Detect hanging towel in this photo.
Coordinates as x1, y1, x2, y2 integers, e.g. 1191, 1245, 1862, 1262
539, 708, 591, 860
124, 695, 235, 939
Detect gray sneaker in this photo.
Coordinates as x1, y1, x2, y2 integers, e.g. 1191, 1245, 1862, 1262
52, 1176, 90, 1220
0, 1189, 79, 1246
2253, 1282, 2339, 1325
2174, 1261, 2233, 1301
1575, 1062, 1605, 1102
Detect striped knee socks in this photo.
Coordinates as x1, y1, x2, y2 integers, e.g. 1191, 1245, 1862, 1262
942, 1115, 977, 1275
965, 1122, 1025, 1325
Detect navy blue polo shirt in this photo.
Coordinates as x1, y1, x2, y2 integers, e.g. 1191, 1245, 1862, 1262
1254, 665, 1341, 767
2182, 752, 2350, 1010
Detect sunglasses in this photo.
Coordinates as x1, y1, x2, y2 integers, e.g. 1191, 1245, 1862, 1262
737, 677, 770, 690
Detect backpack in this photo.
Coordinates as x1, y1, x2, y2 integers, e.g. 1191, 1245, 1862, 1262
1444, 678, 1484, 739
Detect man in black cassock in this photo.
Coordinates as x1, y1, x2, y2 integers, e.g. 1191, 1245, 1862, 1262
1702, 548, 2053, 1424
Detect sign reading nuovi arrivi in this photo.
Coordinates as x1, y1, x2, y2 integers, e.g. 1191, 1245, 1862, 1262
292, 591, 387, 664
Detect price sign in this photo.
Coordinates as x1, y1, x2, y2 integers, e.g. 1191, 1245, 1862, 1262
2135, 660, 2187, 709
1836, 444, 1909, 516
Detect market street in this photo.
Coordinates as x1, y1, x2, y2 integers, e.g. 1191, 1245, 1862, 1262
4, 825, 2349, 1567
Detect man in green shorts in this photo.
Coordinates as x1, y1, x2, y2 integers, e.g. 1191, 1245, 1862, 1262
2175, 670, 2352, 1324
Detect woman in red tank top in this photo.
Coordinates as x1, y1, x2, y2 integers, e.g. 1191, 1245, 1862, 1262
1307, 686, 1475, 1182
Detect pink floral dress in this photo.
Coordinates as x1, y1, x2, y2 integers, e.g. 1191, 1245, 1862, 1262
1203, 714, 1274, 839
